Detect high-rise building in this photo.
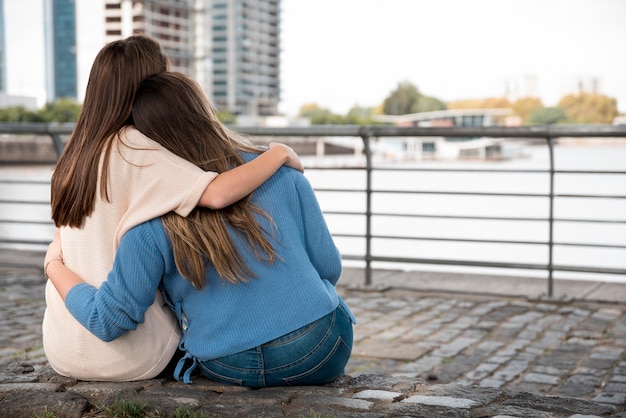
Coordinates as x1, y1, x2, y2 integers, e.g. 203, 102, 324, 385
103, 0, 195, 75
101, 0, 280, 116
0, 0, 6, 92
48, 0, 78, 100
2, 0, 281, 115
1, 0, 77, 105
210, 0, 280, 116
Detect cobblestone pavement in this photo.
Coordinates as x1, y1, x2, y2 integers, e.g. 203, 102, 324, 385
2, 267, 626, 412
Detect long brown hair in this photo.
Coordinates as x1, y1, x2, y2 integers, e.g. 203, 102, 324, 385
132, 72, 276, 289
51, 35, 168, 228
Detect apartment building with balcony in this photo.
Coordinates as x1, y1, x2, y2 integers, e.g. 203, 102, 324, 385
211, 0, 280, 116
99, 0, 281, 116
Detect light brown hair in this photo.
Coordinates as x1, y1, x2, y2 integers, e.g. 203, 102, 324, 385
51, 35, 168, 227
132, 72, 276, 288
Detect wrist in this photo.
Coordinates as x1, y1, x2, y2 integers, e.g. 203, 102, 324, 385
44, 258, 64, 279
268, 144, 289, 164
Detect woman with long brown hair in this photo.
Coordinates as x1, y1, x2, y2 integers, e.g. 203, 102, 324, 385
44, 72, 354, 387
43, 36, 303, 381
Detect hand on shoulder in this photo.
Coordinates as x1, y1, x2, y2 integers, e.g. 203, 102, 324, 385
269, 142, 304, 173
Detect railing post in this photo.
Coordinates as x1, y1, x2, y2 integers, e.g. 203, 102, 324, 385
547, 134, 555, 297
50, 133, 65, 157
361, 129, 373, 286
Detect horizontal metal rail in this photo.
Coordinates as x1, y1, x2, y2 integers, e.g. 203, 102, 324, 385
1, 123, 626, 296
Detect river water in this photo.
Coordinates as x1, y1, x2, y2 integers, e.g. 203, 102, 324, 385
1, 142, 625, 282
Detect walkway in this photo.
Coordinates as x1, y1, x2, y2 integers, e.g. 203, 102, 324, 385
1, 257, 626, 416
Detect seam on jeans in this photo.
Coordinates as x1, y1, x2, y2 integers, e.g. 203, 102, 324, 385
258, 346, 266, 387
281, 336, 346, 384
265, 308, 337, 373
197, 362, 244, 386
263, 319, 318, 347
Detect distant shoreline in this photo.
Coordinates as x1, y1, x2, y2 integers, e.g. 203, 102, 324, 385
1, 135, 625, 165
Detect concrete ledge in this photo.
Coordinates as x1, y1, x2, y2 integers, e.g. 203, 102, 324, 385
0, 362, 618, 418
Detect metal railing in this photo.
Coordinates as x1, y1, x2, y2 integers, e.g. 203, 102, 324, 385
1, 123, 626, 296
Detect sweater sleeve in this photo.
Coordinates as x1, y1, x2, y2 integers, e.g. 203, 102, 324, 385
64, 223, 165, 342
294, 173, 343, 285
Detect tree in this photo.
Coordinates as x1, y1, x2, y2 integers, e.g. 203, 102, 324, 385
0, 99, 82, 123
558, 93, 619, 124
0, 106, 44, 122
215, 110, 237, 125
40, 98, 82, 122
382, 81, 419, 115
298, 103, 345, 125
415, 95, 447, 113
512, 97, 543, 124
345, 105, 377, 125
527, 107, 567, 125
448, 97, 511, 110
382, 81, 446, 115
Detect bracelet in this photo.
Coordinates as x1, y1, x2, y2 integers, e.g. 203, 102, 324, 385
43, 258, 64, 279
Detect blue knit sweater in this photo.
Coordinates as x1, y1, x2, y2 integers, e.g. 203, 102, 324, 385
65, 163, 354, 381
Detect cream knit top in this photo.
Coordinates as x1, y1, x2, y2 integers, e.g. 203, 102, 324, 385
42, 127, 217, 381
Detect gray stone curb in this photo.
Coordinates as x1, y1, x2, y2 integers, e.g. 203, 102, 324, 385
0, 363, 620, 417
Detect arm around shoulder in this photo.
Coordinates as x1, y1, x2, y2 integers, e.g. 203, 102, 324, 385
198, 142, 303, 209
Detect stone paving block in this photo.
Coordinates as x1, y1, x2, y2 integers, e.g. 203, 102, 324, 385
402, 394, 478, 408
479, 378, 505, 388
352, 338, 431, 360
400, 355, 444, 374
522, 372, 560, 385
603, 382, 626, 393
432, 336, 480, 357
553, 374, 603, 398
375, 325, 412, 340
489, 354, 513, 364
492, 360, 530, 383
590, 346, 624, 360
295, 394, 375, 411
352, 389, 402, 400
592, 391, 626, 405
0, 390, 90, 418
3, 270, 626, 415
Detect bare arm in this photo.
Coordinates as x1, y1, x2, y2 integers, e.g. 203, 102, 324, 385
44, 229, 81, 301
199, 142, 303, 209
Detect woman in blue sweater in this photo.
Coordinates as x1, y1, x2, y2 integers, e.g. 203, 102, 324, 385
44, 72, 355, 387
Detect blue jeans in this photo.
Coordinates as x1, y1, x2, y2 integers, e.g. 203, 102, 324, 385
198, 304, 353, 387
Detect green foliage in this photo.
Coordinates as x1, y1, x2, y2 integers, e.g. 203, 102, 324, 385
382, 81, 420, 115
32, 411, 58, 418
0, 99, 81, 123
345, 105, 372, 124
40, 98, 82, 122
558, 92, 619, 124
512, 96, 544, 123
0, 105, 45, 122
382, 81, 446, 115
215, 110, 237, 125
527, 106, 567, 125
173, 406, 213, 418
98, 397, 148, 418
297, 103, 378, 125
298, 410, 335, 418
416, 95, 447, 113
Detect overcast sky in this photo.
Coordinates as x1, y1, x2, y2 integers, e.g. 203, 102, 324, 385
280, 0, 626, 116
4, 0, 625, 117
